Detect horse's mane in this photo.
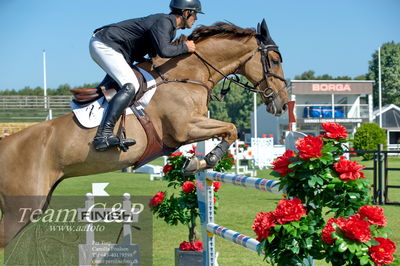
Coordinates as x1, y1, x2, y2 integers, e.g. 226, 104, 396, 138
187, 22, 256, 43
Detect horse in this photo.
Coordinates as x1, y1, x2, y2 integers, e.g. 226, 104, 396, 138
0, 19, 288, 247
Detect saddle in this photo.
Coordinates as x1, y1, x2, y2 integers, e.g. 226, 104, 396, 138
70, 66, 175, 169
70, 66, 152, 105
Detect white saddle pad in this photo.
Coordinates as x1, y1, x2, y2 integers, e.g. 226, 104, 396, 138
71, 67, 156, 129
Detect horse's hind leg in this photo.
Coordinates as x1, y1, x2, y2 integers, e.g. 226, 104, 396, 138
178, 116, 238, 174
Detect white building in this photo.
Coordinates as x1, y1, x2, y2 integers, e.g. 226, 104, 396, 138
251, 80, 375, 144
373, 104, 400, 150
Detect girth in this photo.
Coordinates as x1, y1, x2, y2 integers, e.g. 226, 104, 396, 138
129, 105, 175, 169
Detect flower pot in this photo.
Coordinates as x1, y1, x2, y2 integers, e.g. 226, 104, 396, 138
174, 248, 203, 266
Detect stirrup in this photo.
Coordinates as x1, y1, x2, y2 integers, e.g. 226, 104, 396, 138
93, 136, 136, 152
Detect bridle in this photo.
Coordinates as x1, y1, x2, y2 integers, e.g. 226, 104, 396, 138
193, 35, 288, 102
152, 35, 287, 104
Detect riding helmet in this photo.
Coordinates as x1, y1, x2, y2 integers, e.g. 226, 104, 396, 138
169, 0, 204, 14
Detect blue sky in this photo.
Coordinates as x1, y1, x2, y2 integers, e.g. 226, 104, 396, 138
0, 0, 399, 91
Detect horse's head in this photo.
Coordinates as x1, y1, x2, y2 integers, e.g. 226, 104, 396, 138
238, 19, 288, 116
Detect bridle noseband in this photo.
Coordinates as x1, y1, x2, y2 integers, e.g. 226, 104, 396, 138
193, 36, 287, 102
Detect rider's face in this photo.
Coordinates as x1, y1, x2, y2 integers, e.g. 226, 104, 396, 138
184, 11, 197, 28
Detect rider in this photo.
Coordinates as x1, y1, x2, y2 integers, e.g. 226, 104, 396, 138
89, 0, 203, 152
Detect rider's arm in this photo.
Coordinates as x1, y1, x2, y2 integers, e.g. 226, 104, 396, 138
149, 17, 188, 58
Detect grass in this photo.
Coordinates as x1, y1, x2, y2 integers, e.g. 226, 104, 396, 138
0, 156, 399, 265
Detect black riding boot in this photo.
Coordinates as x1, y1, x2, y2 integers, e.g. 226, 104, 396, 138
93, 83, 136, 151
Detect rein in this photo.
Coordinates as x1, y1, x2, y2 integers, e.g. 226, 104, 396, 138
150, 37, 287, 103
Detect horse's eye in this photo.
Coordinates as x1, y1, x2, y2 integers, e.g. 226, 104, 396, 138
272, 59, 280, 65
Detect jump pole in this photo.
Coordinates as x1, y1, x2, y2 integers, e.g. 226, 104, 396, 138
195, 141, 283, 266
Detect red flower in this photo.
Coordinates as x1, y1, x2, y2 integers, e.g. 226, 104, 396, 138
358, 205, 387, 226
321, 217, 346, 244
163, 164, 174, 174
149, 191, 164, 207
252, 212, 276, 241
334, 156, 365, 181
273, 198, 306, 224
296, 135, 323, 160
340, 216, 371, 243
213, 182, 221, 192
188, 145, 196, 154
170, 151, 182, 157
322, 122, 348, 140
369, 237, 396, 265
179, 241, 192, 251
271, 150, 296, 176
192, 240, 203, 251
179, 240, 204, 251
182, 181, 196, 193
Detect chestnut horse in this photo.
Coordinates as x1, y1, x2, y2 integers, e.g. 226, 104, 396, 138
0, 20, 288, 247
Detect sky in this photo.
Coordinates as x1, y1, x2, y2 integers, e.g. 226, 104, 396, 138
0, 0, 399, 91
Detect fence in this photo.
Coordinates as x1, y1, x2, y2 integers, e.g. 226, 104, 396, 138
0, 95, 72, 121
195, 141, 286, 266
347, 144, 400, 205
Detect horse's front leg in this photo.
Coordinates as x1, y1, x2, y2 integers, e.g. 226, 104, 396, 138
178, 116, 238, 175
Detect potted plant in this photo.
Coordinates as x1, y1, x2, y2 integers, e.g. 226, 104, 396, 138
149, 146, 234, 266
253, 122, 396, 265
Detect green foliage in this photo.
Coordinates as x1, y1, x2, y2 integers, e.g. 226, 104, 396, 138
294, 70, 353, 80
260, 123, 395, 265
150, 150, 234, 244
0, 83, 99, 96
353, 123, 387, 160
367, 42, 400, 107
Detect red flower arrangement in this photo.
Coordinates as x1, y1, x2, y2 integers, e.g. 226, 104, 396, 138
340, 215, 371, 243
252, 212, 276, 241
322, 121, 348, 140
358, 205, 387, 226
295, 135, 323, 160
179, 240, 203, 251
321, 217, 346, 245
369, 237, 396, 265
264, 122, 396, 265
253, 198, 307, 241
163, 164, 174, 174
334, 156, 366, 181
213, 181, 221, 192
273, 197, 306, 224
182, 181, 196, 193
271, 149, 295, 176
151, 149, 232, 254
149, 191, 164, 207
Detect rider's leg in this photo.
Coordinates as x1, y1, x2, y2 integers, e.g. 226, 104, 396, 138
93, 83, 136, 151
89, 36, 139, 151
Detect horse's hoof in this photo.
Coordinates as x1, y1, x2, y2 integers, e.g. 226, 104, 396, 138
182, 157, 207, 176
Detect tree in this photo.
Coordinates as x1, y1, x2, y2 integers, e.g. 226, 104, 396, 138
367, 41, 400, 107
353, 123, 387, 160
294, 70, 353, 80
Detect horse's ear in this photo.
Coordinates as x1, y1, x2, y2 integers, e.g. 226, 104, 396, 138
260, 19, 268, 39
256, 22, 261, 34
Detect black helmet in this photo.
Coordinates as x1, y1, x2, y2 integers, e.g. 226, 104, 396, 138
169, 0, 204, 14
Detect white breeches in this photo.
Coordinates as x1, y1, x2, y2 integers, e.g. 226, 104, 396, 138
89, 36, 139, 92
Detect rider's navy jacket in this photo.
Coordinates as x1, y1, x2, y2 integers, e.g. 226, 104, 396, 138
94, 13, 188, 64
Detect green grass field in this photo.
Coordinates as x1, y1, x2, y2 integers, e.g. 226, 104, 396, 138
1, 156, 399, 265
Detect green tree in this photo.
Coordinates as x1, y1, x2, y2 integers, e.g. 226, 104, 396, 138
294, 70, 353, 80
353, 123, 387, 160
367, 41, 400, 107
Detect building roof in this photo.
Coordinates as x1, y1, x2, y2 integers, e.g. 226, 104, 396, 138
373, 104, 400, 128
